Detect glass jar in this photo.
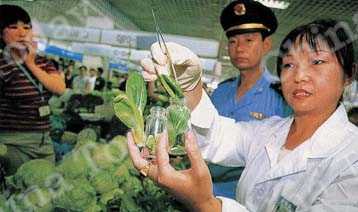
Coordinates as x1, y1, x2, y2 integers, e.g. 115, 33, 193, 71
145, 106, 167, 156
166, 98, 190, 156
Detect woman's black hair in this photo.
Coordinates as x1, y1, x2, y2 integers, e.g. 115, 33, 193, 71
0, 4, 32, 49
277, 19, 355, 80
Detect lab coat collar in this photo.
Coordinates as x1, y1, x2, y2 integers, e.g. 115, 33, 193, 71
306, 104, 350, 159
260, 104, 349, 183
265, 117, 293, 168
261, 128, 310, 183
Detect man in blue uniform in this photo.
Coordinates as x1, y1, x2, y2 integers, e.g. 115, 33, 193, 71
209, 0, 292, 198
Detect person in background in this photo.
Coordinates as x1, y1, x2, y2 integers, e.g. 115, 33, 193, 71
72, 65, 89, 94
94, 67, 105, 91
118, 74, 128, 91
58, 57, 65, 72
133, 19, 358, 211
0, 5, 65, 175
68, 59, 75, 67
209, 0, 292, 198
87, 67, 97, 92
64, 62, 75, 88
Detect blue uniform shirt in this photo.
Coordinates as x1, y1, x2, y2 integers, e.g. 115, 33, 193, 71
209, 69, 292, 198
211, 69, 291, 121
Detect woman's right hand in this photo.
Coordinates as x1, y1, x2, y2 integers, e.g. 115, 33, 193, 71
127, 131, 221, 212
141, 42, 204, 110
140, 42, 203, 92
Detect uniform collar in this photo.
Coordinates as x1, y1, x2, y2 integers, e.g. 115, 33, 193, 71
235, 68, 276, 95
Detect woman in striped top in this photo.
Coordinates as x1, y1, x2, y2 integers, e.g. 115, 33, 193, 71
0, 5, 65, 175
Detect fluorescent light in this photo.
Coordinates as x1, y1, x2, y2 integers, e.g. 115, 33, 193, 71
254, 0, 290, 9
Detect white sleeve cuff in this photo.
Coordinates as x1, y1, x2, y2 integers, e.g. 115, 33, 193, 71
190, 90, 218, 129
216, 197, 248, 212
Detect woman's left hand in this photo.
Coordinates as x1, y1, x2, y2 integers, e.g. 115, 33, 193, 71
127, 131, 222, 212
22, 41, 37, 68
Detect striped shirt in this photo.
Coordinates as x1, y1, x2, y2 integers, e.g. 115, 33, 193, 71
0, 53, 58, 132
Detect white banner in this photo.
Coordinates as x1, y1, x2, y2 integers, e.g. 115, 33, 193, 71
166, 35, 220, 58
71, 43, 112, 57
39, 24, 101, 43
36, 23, 220, 58
101, 30, 142, 48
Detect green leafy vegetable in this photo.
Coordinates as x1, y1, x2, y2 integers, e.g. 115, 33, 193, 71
75, 128, 98, 149
16, 187, 53, 212
145, 135, 156, 153
126, 71, 147, 114
61, 131, 78, 145
113, 91, 145, 146
56, 149, 93, 179
89, 169, 119, 194
53, 178, 97, 211
166, 98, 190, 155
167, 99, 190, 135
0, 144, 7, 156
9, 159, 56, 189
113, 91, 137, 128
162, 75, 184, 99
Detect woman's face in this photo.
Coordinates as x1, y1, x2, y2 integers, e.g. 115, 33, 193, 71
280, 39, 348, 117
2, 21, 32, 45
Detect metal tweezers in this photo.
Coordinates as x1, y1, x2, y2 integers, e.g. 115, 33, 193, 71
151, 8, 178, 81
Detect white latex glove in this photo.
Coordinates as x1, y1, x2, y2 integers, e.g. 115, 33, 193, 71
141, 42, 202, 91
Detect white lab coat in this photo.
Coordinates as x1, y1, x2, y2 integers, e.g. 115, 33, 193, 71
190, 92, 358, 211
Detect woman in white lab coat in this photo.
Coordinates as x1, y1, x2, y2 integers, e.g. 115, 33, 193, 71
128, 19, 358, 211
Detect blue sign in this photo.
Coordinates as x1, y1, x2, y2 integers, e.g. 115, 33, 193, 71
45, 45, 83, 62
109, 62, 128, 72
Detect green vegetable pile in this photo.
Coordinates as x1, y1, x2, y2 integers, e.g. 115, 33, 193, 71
1, 136, 186, 211
0, 71, 191, 211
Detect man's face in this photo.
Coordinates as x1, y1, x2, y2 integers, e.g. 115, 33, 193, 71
79, 67, 88, 76
89, 69, 97, 77
227, 32, 270, 71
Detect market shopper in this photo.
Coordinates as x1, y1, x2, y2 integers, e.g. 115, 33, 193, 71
209, 0, 291, 198
0, 5, 65, 175
72, 65, 89, 93
87, 67, 97, 92
94, 67, 106, 91
64, 62, 75, 88
130, 19, 358, 211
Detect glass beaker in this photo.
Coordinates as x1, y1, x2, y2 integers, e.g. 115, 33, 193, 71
145, 106, 167, 157
166, 98, 190, 156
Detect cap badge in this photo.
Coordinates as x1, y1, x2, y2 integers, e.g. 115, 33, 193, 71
234, 3, 246, 16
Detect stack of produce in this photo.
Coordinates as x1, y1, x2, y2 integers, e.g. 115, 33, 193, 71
0, 135, 186, 211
